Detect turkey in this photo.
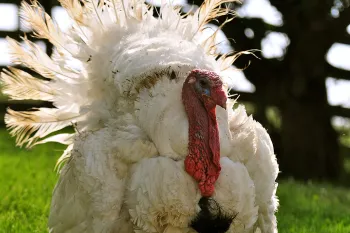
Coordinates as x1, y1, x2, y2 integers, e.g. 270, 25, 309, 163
1, 0, 279, 233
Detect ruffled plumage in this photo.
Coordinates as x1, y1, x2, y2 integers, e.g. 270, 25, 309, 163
1, 1, 278, 233
1, 0, 240, 151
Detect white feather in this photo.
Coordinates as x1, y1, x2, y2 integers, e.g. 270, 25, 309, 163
0, 67, 54, 101
7, 37, 77, 80
5, 108, 80, 148
20, 1, 70, 53
1, 0, 278, 232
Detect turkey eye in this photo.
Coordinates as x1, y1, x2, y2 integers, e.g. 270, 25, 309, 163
197, 79, 210, 96
194, 79, 211, 95
199, 79, 208, 88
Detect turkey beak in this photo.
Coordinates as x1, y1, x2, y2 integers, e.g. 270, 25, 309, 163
213, 88, 227, 110
219, 102, 226, 110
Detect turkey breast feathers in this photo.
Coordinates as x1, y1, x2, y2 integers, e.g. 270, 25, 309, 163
48, 73, 278, 232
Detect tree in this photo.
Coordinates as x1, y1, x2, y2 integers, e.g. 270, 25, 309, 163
191, 0, 350, 180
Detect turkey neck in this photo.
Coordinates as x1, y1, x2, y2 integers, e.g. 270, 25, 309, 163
182, 85, 221, 197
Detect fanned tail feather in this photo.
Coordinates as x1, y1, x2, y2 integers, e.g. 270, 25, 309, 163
5, 108, 80, 148
20, 1, 69, 52
58, 0, 86, 25
7, 36, 77, 79
0, 67, 54, 101
192, 0, 238, 36
32, 133, 74, 146
201, 17, 233, 56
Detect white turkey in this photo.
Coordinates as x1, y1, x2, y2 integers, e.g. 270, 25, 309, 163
1, 0, 279, 232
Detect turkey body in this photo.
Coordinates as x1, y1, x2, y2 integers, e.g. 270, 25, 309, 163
1, 1, 279, 232
49, 75, 278, 233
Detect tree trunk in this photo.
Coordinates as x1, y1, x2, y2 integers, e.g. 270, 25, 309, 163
279, 76, 341, 180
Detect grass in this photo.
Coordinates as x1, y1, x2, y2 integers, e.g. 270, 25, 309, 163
1, 131, 350, 232
277, 180, 350, 233
0, 130, 64, 233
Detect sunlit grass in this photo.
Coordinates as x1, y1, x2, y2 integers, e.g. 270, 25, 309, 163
0, 130, 64, 233
277, 179, 350, 233
0, 130, 350, 233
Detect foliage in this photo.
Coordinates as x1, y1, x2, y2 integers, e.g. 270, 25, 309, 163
0, 130, 349, 232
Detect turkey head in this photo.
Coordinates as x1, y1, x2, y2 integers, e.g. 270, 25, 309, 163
182, 69, 227, 197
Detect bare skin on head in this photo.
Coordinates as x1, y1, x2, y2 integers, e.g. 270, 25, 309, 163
182, 69, 227, 197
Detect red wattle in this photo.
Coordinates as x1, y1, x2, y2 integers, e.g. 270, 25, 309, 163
182, 70, 224, 197
185, 156, 219, 197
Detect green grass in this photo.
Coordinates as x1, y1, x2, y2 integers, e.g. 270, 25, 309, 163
1, 130, 350, 232
277, 180, 350, 233
0, 130, 64, 233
